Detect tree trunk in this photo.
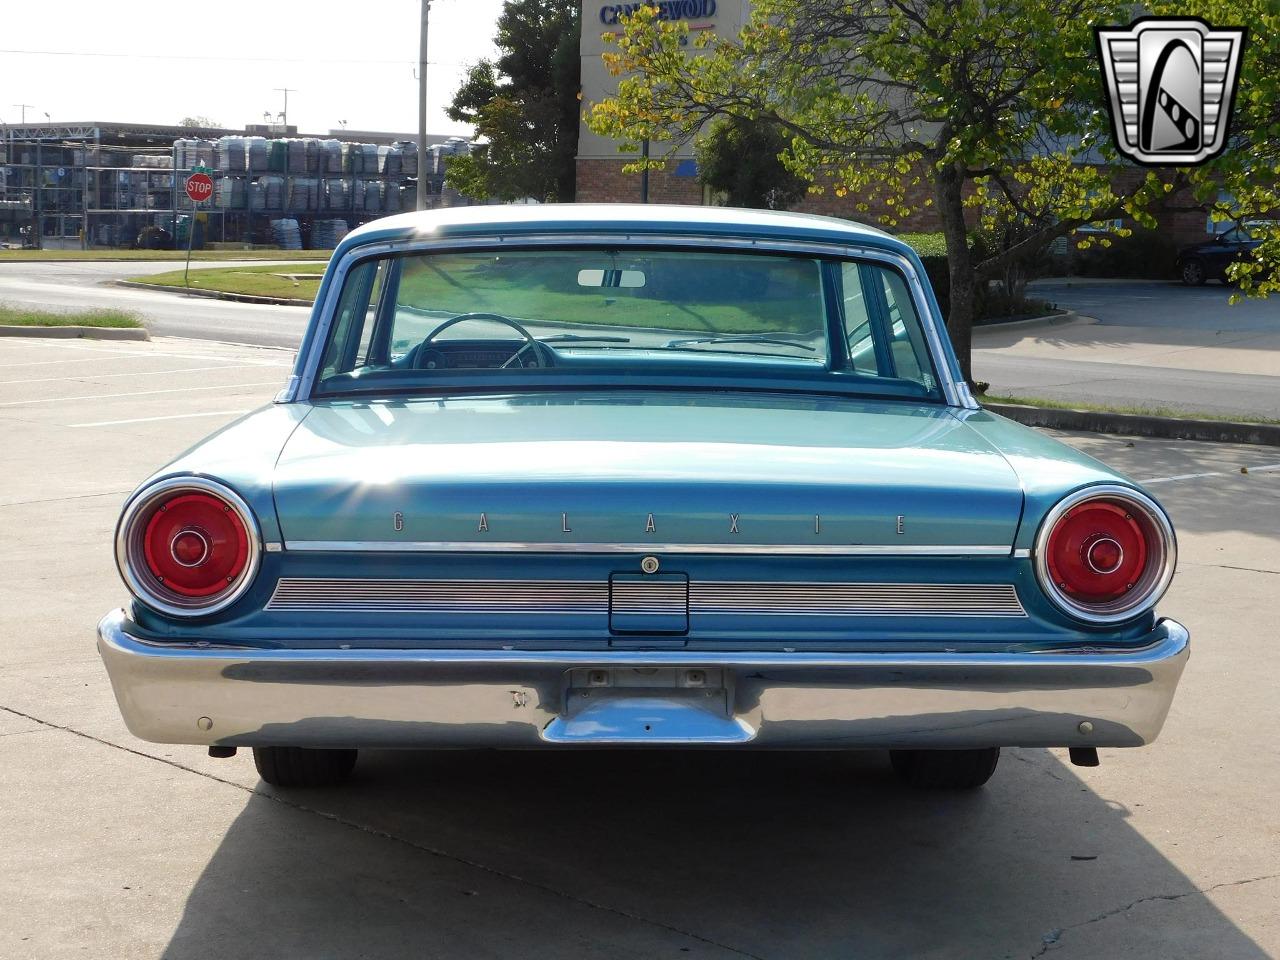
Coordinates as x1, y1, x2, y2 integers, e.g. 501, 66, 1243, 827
935, 162, 976, 386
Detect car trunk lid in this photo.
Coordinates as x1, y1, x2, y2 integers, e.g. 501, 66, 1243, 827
273, 393, 1023, 553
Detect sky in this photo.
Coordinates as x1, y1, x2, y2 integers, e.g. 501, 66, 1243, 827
0, 0, 506, 137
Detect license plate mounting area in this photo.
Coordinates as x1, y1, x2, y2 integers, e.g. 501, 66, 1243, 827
541, 667, 755, 744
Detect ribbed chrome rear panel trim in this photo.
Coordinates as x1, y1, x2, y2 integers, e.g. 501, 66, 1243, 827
266, 579, 608, 614
690, 582, 1026, 617
266, 579, 1025, 618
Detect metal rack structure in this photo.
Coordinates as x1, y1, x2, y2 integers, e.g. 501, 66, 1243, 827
1, 121, 472, 250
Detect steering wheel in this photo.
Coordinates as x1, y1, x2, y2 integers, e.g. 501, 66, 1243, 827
414, 312, 552, 369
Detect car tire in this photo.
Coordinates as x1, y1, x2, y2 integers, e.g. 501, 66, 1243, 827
252, 746, 357, 787
1180, 258, 1207, 286
889, 747, 1000, 789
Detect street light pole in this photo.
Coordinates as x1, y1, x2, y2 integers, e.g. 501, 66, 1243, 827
274, 88, 296, 129
417, 0, 431, 211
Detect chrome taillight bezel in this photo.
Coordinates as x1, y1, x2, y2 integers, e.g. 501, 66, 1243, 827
1033, 484, 1177, 625
115, 476, 261, 618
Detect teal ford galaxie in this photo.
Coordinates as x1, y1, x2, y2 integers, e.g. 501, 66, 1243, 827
97, 205, 1187, 790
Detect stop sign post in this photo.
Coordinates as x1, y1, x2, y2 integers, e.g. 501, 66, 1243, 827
183, 169, 213, 286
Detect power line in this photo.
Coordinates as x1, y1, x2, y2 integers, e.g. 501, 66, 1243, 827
0, 48, 467, 67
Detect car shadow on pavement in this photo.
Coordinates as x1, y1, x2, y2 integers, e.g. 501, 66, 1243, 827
162, 748, 1270, 959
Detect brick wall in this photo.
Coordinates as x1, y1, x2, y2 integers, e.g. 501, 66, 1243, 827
576, 159, 705, 205
576, 158, 963, 230
576, 158, 1210, 241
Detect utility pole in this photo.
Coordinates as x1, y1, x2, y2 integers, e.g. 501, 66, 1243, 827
12, 104, 33, 124
417, 0, 430, 211
274, 88, 296, 129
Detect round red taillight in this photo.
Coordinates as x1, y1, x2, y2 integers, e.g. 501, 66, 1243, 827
117, 478, 260, 616
141, 493, 249, 597
1035, 486, 1175, 623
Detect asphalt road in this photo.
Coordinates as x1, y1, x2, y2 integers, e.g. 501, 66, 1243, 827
1, 336, 1277, 958
2, 263, 1278, 417
974, 353, 1280, 418
0, 260, 313, 348
1030, 277, 1280, 331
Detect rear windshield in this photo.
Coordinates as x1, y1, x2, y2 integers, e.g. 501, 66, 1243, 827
313, 247, 941, 400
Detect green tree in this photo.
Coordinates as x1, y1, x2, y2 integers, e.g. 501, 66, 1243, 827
1165, 0, 1280, 300
446, 0, 581, 202
179, 116, 221, 129
696, 116, 810, 209
587, 0, 1278, 382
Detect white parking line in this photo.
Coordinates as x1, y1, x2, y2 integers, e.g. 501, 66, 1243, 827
0, 363, 287, 385
70, 409, 256, 428
0, 343, 288, 367
0, 381, 282, 407
1142, 463, 1280, 484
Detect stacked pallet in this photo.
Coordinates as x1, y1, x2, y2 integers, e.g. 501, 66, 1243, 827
271, 218, 302, 250
312, 219, 349, 249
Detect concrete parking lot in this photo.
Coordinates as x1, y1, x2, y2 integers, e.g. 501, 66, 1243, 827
0, 335, 1277, 959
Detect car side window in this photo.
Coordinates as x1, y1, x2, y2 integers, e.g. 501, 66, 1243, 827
319, 259, 381, 380
840, 262, 936, 390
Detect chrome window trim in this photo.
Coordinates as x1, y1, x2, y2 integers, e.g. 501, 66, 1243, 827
115, 476, 263, 619
290, 233, 970, 408
1032, 484, 1177, 625
281, 540, 1011, 557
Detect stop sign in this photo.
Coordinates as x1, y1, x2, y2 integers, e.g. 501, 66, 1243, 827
185, 172, 214, 204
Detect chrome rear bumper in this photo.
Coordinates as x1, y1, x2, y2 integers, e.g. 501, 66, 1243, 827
96, 609, 1189, 750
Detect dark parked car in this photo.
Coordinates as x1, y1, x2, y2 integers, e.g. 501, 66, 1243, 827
1176, 222, 1272, 285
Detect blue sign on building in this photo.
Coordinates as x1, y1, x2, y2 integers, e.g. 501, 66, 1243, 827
599, 1, 717, 25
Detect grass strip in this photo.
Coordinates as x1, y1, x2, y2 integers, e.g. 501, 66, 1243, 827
0, 249, 329, 262
130, 262, 327, 299
0, 305, 143, 328
985, 394, 1280, 426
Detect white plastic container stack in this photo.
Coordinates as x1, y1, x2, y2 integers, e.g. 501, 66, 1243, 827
246, 137, 269, 174
214, 176, 246, 208
354, 179, 382, 213
175, 139, 215, 170
216, 137, 246, 173
324, 179, 350, 211
287, 176, 317, 211
383, 181, 402, 213
318, 139, 343, 176
396, 141, 418, 177
287, 139, 309, 175
259, 175, 285, 209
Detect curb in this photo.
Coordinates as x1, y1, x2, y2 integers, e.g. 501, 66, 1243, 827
986, 402, 1280, 447
0, 324, 149, 341
113, 280, 315, 307
974, 310, 1097, 333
